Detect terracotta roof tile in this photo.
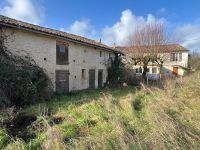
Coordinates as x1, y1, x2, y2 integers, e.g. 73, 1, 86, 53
0, 15, 122, 54
116, 44, 188, 54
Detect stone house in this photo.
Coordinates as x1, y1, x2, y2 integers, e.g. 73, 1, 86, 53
116, 44, 189, 79
0, 15, 122, 93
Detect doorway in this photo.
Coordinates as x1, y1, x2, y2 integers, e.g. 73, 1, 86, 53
98, 70, 103, 88
56, 70, 69, 93
172, 67, 178, 75
89, 69, 95, 89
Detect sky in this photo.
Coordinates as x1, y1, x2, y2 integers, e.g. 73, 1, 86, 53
0, 0, 200, 51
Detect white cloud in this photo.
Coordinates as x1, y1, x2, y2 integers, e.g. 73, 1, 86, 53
157, 7, 167, 15
67, 19, 96, 38
0, 0, 44, 24
175, 22, 200, 51
102, 9, 166, 46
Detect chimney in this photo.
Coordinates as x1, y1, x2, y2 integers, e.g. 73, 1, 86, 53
95, 39, 102, 43
113, 43, 116, 49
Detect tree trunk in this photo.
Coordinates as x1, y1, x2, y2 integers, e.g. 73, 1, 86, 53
142, 64, 148, 81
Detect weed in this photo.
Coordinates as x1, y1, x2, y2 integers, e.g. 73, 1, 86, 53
2, 72, 200, 149
133, 94, 145, 111
0, 129, 10, 149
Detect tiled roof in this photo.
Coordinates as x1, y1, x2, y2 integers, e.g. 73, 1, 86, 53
0, 15, 122, 54
116, 44, 188, 54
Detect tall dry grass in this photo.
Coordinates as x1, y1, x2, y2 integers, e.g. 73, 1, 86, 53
1, 72, 200, 150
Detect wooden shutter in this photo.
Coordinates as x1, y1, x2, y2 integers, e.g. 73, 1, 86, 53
170, 53, 173, 62
56, 45, 60, 64
56, 44, 69, 65
65, 46, 68, 64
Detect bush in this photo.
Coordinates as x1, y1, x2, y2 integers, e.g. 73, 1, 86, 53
189, 51, 200, 70
0, 90, 11, 108
0, 54, 52, 107
107, 56, 125, 86
107, 56, 137, 86
133, 95, 144, 111
0, 30, 52, 107
0, 129, 10, 149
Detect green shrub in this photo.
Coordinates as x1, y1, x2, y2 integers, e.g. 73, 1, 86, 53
0, 60, 51, 106
3, 139, 26, 150
29, 133, 47, 150
61, 123, 80, 139
107, 56, 137, 86
133, 95, 144, 111
0, 91, 10, 108
0, 31, 52, 107
107, 56, 125, 86
0, 129, 10, 149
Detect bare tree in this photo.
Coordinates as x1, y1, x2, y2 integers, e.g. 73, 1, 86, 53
189, 50, 200, 70
124, 23, 171, 81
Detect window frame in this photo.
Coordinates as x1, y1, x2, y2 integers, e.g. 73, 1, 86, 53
152, 68, 157, 74
82, 69, 86, 79
109, 53, 111, 58
100, 51, 102, 57
139, 67, 143, 73
179, 52, 182, 61
170, 53, 178, 62
135, 68, 139, 73
56, 42, 69, 65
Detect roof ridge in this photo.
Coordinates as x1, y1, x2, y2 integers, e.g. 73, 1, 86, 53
0, 15, 122, 53
116, 44, 188, 54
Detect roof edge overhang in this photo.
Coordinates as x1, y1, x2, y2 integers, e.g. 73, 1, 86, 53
0, 22, 123, 55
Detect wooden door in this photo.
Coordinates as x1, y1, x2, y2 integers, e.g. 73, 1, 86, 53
56, 70, 69, 93
173, 67, 178, 75
89, 69, 95, 89
98, 70, 103, 88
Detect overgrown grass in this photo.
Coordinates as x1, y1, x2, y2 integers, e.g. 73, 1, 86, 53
1, 72, 200, 150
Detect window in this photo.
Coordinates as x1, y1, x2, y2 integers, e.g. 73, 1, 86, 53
135, 68, 139, 73
82, 69, 86, 79
152, 68, 157, 74
147, 68, 150, 73
139, 67, 142, 73
170, 53, 178, 62
170, 52, 182, 62
109, 53, 111, 58
100, 51, 102, 57
56, 43, 68, 65
179, 53, 182, 61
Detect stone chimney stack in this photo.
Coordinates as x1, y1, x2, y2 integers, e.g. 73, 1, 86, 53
113, 43, 116, 49
95, 39, 102, 43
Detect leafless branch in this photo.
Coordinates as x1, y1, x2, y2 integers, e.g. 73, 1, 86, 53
124, 22, 172, 80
